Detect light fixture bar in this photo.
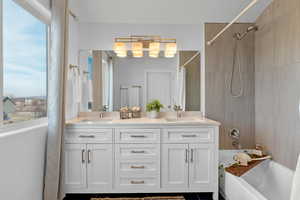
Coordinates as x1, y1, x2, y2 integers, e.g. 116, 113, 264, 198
113, 35, 177, 58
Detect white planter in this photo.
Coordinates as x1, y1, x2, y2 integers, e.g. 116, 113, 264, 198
147, 111, 159, 119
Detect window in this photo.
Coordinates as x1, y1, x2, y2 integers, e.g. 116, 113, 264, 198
2, 0, 48, 124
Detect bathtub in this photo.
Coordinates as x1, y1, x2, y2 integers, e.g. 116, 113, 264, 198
219, 150, 294, 200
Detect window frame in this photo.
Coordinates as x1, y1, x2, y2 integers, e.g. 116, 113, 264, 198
0, 0, 51, 128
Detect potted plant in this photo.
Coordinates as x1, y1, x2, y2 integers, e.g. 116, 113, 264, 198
146, 100, 164, 119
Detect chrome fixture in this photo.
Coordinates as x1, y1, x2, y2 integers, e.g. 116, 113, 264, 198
99, 112, 104, 118
229, 128, 240, 140
234, 25, 258, 40
228, 25, 258, 98
207, 0, 259, 45
173, 105, 183, 119
99, 105, 109, 118
229, 128, 242, 149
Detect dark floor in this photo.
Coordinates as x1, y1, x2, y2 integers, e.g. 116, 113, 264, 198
64, 193, 225, 200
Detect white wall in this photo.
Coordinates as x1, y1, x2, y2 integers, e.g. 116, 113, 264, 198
0, 124, 47, 200
113, 56, 178, 110
79, 23, 202, 51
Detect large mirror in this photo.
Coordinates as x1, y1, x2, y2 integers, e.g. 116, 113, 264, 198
77, 50, 201, 112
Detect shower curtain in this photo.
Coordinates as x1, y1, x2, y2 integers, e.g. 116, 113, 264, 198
44, 0, 68, 199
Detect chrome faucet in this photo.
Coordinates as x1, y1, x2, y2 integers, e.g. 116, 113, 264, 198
99, 105, 109, 118
173, 105, 183, 119
99, 112, 104, 118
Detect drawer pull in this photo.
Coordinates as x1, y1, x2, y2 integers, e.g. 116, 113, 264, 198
130, 180, 145, 184
131, 150, 146, 154
130, 135, 147, 138
130, 165, 145, 169
79, 135, 95, 138
182, 134, 197, 138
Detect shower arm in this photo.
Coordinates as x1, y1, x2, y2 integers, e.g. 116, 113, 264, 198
206, 0, 259, 46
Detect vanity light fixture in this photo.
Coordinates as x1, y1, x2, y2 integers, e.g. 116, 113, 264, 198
149, 42, 160, 58
132, 42, 143, 58
164, 43, 177, 58
133, 51, 143, 58
117, 51, 127, 58
113, 36, 177, 58
113, 42, 127, 57
149, 51, 159, 58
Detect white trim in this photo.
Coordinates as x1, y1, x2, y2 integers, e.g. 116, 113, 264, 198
201, 23, 206, 116
0, 117, 48, 135
13, 0, 51, 24
144, 69, 175, 110
0, 0, 3, 125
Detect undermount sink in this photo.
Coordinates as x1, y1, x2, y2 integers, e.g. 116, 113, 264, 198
79, 119, 113, 124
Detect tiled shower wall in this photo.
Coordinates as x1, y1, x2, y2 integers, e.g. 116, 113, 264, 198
255, 0, 300, 170
205, 23, 255, 149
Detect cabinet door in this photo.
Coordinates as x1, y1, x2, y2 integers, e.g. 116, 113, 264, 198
162, 144, 189, 190
87, 144, 113, 192
64, 144, 87, 190
189, 144, 213, 190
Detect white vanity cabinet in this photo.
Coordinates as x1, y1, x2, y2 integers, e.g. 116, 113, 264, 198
64, 143, 87, 190
64, 129, 113, 193
161, 128, 214, 192
161, 143, 189, 189
115, 128, 161, 191
64, 124, 219, 199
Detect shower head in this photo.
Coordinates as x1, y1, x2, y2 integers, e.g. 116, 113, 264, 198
234, 25, 258, 40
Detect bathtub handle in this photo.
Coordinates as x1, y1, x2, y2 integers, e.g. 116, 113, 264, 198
190, 149, 194, 163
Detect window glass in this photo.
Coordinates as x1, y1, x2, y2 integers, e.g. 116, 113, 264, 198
3, 0, 47, 124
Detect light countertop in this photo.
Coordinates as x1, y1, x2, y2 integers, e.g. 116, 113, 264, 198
66, 117, 221, 127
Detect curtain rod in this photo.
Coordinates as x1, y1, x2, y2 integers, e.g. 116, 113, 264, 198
207, 0, 259, 46
180, 51, 200, 68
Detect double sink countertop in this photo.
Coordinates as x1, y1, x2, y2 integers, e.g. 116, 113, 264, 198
66, 112, 221, 128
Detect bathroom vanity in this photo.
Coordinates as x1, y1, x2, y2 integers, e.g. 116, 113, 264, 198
64, 115, 220, 199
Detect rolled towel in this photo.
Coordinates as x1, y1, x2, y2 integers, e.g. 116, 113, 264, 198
290, 154, 300, 200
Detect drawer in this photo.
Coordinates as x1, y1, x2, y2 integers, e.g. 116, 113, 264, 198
162, 128, 214, 143
115, 129, 160, 143
65, 128, 113, 143
117, 160, 159, 176
116, 144, 160, 161
115, 176, 159, 190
